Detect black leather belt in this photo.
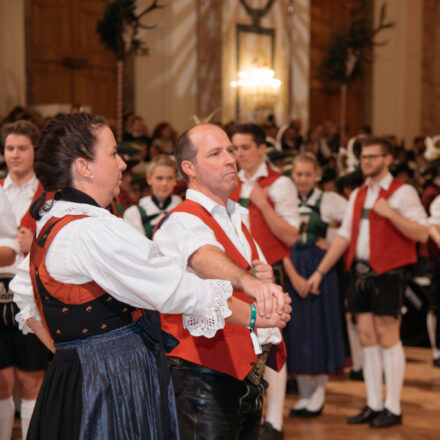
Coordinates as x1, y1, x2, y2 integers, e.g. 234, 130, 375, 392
168, 343, 272, 385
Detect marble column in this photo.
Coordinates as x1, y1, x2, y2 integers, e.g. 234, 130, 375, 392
196, 0, 222, 123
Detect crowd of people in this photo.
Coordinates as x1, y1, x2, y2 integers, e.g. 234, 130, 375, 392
0, 104, 439, 440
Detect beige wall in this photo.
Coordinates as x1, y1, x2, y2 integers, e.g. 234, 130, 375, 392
134, 0, 197, 134
372, 0, 423, 145
0, 0, 26, 118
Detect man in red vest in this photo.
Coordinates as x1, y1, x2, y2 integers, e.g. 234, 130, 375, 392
230, 123, 299, 438
154, 123, 289, 439
0, 121, 51, 440
308, 137, 428, 428
230, 123, 299, 269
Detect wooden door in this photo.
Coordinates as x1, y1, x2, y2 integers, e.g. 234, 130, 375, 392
28, 0, 117, 119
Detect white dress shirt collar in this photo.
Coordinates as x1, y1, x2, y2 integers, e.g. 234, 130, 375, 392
3, 173, 38, 191
238, 161, 267, 183
37, 200, 111, 234
364, 172, 393, 192
185, 188, 248, 220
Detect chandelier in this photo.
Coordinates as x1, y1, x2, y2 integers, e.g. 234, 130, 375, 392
231, 67, 281, 107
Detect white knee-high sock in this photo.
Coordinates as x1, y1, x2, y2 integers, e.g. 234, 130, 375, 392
264, 364, 287, 431
427, 311, 440, 359
0, 396, 15, 440
347, 319, 363, 371
306, 374, 328, 411
363, 345, 383, 411
294, 374, 312, 410
382, 341, 405, 415
21, 398, 36, 439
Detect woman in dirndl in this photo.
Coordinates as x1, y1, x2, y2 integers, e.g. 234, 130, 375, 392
283, 152, 347, 417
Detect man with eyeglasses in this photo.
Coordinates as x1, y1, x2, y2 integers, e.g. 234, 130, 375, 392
308, 137, 428, 428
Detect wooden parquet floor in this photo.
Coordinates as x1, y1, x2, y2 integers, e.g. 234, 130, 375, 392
282, 346, 440, 440
12, 346, 440, 440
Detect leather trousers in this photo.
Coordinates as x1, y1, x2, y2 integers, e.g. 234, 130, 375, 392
169, 357, 267, 440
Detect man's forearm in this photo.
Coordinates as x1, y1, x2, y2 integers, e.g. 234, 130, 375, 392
316, 235, 350, 274
258, 202, 298, 246
387, 211, 429, 243
188, 244, 254, 290
189, 244, 286, 317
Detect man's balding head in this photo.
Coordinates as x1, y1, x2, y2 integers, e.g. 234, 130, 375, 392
174, 124, 237, 203
174, 124, 227, 182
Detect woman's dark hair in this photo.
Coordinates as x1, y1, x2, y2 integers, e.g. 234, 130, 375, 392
152, 122, 173, 140
31, 113, 107, 219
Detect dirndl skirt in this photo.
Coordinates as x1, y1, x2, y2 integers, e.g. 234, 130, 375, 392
27, 317, 180, 440
284, 241, 346, 374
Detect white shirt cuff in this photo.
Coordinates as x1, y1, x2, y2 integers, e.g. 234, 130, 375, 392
14, 303, 42, 335
182, 279, 232, 338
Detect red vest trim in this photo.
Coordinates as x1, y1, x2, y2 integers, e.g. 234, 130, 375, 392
156, 199, 286, 379
229, 167, 290, 265
0, 178, 54, 234
29, 215, 143, 340
345, 179, 418, 274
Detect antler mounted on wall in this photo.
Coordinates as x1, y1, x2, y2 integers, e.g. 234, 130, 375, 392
97, 0, 165, 61
239, 0, 276, 29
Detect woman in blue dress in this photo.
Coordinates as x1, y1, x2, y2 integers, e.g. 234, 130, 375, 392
283, 152, 347, 417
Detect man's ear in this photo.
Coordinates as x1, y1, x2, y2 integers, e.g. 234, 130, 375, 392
181, 160, 195, 179
259, 142, 267, 156
74, 157, 93, 180
385, 153, 393, 167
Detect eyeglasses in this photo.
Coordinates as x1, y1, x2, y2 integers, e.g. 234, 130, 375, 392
360, 153, 386, 161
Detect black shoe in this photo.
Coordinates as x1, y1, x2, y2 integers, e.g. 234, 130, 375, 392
370, 408, 402, 428
286, 377, 298, 394
261, 421, 284, 440
347, 406, 381, 424
289, 407, 305, 417
349, 369, 364, 381
433, 358, 440, 368
302, 406, 323, 418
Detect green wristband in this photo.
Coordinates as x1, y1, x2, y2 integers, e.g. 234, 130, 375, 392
316, 268, 325, 277
249, 303, 257, 329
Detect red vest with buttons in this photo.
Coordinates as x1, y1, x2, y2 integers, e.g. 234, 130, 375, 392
156, 199, 286, 380
29, 215, 142, 343
345, 179, 417, 274
229, 167, 290, 265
